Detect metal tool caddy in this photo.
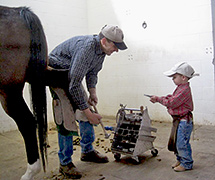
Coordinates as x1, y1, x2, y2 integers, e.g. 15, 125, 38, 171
111, 104, 158, 163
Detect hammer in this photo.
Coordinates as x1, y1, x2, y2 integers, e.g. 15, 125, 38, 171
92, 102, 111, 139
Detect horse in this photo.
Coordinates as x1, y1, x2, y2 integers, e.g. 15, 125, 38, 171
0, 5, 48, 179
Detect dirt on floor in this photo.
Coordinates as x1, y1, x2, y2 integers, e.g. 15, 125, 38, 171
1, 118, 215, 180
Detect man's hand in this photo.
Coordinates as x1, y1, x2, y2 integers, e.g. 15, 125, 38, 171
88, 88, 98, 106
83, 108, 102, 124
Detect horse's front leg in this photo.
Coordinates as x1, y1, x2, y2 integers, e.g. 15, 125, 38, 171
0, 89, 41, 180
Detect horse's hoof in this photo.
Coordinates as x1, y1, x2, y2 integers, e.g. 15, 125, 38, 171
20, 159, 41, 180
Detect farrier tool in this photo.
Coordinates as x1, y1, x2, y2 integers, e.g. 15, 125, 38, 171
144, 94, 152, 98
92, 102, 111, 139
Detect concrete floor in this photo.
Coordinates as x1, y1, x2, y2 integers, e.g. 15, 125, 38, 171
0, 118, 215, 180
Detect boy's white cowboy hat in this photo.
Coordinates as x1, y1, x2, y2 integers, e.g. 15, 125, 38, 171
163, 62, 199, 78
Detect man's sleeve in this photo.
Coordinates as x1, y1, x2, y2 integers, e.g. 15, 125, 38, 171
68, 46, 93, 110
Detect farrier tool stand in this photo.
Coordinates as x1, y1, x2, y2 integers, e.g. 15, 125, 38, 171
111, 104, 158, 163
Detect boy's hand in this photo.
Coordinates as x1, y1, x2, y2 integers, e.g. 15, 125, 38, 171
150, 95, 158, 103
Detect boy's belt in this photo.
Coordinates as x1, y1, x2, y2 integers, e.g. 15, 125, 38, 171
171, 111, 193, 122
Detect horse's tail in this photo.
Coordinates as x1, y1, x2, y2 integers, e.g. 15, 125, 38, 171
20, 7, 48, 171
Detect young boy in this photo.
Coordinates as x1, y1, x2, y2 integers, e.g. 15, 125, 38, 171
149, 62, 199, 172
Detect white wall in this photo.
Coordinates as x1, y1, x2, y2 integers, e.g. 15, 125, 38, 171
0, 0, 214, 132
87, 0, 215, 125
0, 0, 88, 132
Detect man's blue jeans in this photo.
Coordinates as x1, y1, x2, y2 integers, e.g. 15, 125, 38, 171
58, 121, 95, 165
176, 119, 193, 169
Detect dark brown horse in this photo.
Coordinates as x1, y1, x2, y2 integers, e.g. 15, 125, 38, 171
0, 5, 48, 178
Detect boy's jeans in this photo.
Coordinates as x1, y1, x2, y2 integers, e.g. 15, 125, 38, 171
58, 121, 95, 165
176, 119, 193, 169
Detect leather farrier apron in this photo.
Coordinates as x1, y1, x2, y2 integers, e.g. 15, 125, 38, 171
168, 112, 193, 154
45, 67, 91, 133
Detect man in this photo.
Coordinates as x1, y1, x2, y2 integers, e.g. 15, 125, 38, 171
48, 25, 127, 179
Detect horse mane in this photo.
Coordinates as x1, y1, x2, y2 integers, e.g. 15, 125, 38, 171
20, 7, 48, 172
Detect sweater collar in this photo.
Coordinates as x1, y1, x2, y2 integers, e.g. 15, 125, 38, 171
94, 35, 105, 55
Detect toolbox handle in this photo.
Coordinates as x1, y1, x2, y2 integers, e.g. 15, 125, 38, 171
124, 108, 142, 111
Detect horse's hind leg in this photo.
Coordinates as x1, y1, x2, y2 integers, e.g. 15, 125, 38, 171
0, 88, 41, 179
